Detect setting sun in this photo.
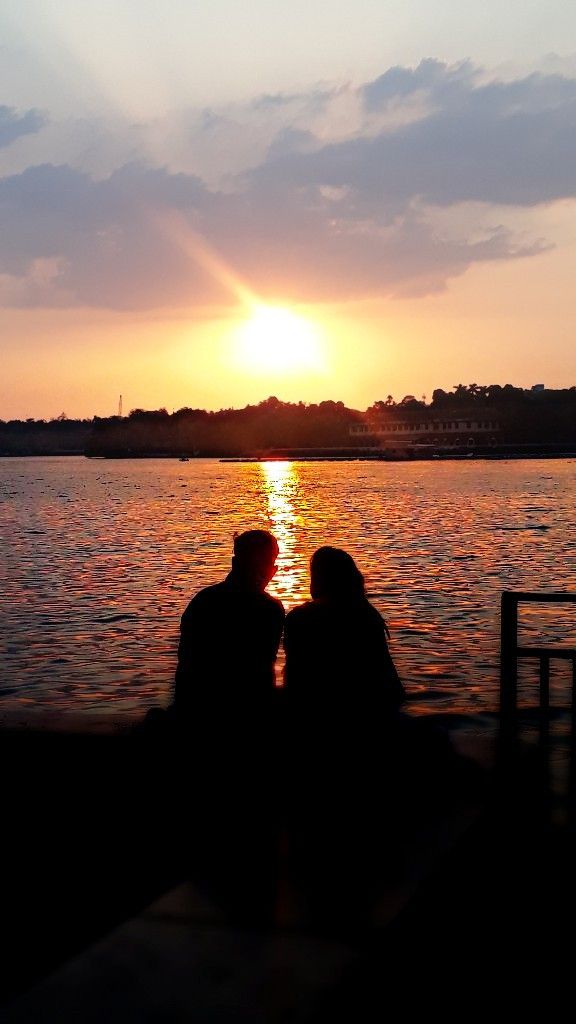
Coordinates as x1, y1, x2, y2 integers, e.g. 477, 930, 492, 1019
233, 306, 325, 374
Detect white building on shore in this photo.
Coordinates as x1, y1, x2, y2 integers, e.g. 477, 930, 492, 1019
350, 409, 501, 449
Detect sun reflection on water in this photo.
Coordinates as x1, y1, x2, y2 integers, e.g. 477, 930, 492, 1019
258, 460, 307, 610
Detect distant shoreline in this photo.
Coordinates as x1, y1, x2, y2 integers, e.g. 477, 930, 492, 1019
221, 451, 576, 463
2, 446, 576, 462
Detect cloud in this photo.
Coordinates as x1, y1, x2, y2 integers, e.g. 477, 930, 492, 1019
0, 60, 574, 310
0, 105, 45, 148
252, 60, 576, 207
0, 163, 213, 308
362, 58, 478, 110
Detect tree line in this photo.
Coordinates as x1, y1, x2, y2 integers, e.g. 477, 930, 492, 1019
1, 385, 576, 455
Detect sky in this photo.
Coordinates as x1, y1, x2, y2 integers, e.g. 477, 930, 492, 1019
1, 0, 576, 418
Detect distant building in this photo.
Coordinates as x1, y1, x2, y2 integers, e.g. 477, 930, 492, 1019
350, 408, 501, 450
531, 384, 545, 392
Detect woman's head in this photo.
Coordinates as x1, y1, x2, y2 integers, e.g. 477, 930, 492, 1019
310, 546, 365, 602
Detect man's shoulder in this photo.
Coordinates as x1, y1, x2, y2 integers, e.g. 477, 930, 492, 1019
181, 581, 284, 621
195, 581, 228, 601
181, 582, 228, 619
262, 592, 285, 623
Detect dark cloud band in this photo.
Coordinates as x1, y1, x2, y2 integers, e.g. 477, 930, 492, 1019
0, 60, 573, 309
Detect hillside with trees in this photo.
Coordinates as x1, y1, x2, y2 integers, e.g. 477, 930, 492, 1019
1, 385, 575, 456
85, 398, 362, 457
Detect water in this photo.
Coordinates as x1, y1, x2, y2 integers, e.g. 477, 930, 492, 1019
1, 456, 575, 722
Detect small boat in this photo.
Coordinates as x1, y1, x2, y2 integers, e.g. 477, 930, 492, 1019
179, 456, 189, 462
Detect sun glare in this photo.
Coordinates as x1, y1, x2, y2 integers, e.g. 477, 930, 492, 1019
234, 306, 324, 374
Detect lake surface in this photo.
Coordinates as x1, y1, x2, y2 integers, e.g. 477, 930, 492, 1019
1, 456, 575, 723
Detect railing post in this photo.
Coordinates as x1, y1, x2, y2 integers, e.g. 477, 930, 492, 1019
572, 655, 576, 718
539, 655, 550, 713
499, 592, 576, 823
570, 656, 576, 829
500, 592, 518, 726
539, 657, 551, 759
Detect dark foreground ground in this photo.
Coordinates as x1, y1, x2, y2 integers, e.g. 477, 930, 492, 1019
1, 712, 574, 1021
0, 725, 182, 1003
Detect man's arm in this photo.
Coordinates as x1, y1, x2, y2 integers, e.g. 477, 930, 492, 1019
270, 600, 286, 684
173, 597, 204, 710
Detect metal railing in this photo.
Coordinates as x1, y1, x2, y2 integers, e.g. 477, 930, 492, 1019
500, 591, 576, 720
499, 592, 576, 826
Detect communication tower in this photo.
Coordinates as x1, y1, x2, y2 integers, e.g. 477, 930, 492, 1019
118, 394, 123, 417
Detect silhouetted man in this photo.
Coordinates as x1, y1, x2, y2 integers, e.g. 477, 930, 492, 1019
173, 530, 285, 923
174, 529, 285, 717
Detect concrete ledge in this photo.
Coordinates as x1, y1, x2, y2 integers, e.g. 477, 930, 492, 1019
3, 882, 359, 1023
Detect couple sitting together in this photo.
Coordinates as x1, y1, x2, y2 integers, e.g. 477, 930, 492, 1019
170, 527, 481, 803
173, 528, 406, 722
167, 530, 480, 927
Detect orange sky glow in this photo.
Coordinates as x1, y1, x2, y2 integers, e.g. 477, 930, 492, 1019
3, 231, 574, 420
1, 2, 576, 419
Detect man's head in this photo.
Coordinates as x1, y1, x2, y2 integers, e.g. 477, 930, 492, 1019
231, 530, 279, 590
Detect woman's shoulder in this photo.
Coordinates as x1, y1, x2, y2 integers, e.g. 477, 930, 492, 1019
284, 602, 335, 640
340, 596, 384, 621
285, 601, 316, 623
364, 599, 386, 622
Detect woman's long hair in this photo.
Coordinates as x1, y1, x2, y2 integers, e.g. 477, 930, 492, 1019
309, 546, 390, 637
310, 546, 366, 601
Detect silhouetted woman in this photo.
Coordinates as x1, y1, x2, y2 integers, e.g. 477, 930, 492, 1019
283, 546, 406, 721
282, 548, 407, 927
282, 548, 483, 934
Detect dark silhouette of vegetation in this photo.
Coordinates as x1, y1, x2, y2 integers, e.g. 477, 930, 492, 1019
85, 397, 364, 457
428, 383, 576, 442
1, 383, 576, 456
0, 414, 93, 455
